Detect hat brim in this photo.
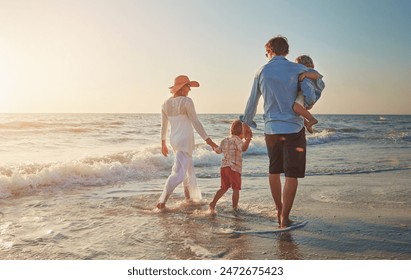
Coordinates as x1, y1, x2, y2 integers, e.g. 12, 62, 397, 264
169, 81, 200, 93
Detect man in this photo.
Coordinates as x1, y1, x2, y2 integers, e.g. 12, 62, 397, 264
241, 36, 316, 228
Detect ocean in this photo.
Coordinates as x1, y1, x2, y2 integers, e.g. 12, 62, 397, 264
1, 113, 410, 260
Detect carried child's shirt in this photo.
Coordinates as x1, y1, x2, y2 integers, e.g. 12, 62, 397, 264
296, 69, 325, 108
215, 135, 244, 174
309, 69, 325, 102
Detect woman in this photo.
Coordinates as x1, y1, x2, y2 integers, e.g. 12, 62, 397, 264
157, 75, 217, 209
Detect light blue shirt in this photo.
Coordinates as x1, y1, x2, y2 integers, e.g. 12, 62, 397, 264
307, 68, 325, 104
242, 56, 316, 134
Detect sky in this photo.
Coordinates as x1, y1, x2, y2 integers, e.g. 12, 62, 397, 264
1, 0, 410, 114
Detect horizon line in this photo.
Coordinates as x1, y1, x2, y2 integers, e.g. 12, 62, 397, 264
0, 112, 410, 116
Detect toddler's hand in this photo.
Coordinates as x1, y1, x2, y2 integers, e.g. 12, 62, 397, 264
205, 138, 217, 149
246, 130, 252, 140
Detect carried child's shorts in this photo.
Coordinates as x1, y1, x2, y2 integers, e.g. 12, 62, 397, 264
295, 92, 305, 107
220, 166, 241, 190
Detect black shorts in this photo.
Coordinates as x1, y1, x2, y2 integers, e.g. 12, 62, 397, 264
265, 128, 306, 178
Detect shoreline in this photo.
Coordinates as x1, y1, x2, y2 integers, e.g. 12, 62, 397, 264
0, 170, 410, 260
196, 169, 411, 260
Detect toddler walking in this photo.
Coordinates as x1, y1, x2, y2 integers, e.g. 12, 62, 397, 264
209, 120, 251, 213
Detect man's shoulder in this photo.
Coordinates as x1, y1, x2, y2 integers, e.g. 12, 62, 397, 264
262, 58, 307, 71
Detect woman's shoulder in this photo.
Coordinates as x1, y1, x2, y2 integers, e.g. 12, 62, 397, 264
182, 96, 193, 101
165, 96, 192, 103
181, 96, 194, 106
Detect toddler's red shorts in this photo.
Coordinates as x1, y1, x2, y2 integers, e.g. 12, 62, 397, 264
220, 166, 241, 190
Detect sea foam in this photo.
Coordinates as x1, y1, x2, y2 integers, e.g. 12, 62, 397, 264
0, 148, 172, 198
0, 131, 341, 198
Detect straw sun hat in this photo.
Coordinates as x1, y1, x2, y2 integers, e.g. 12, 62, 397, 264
169, 75, 200, 94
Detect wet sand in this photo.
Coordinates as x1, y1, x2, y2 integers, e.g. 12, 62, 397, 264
0, 170, 410, 260
265, 170, 411, 260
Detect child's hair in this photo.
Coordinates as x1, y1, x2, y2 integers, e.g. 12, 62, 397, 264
296, 55, 314, 68
230, 120, 243, 136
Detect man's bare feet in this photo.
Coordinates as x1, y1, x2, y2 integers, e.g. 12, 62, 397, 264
275, 207, 281, 225
280, 218, 294, 228
156, 202, 166, 209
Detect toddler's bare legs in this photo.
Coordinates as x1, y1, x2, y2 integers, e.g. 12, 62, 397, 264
293, 102, 318, 133
304, 119, 318, 134
232, 189, 240, 210
209, 188, 227, 213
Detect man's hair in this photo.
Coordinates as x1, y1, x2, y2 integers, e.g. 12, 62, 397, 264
265, 35, 289, 56
296, 55, 314, 68
230, 120, 243, 136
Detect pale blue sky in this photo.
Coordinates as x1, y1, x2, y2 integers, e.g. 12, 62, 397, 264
1, 0, 410, 114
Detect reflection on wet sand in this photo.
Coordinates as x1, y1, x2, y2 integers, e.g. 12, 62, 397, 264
154, 199, 307, 260
277, 232, 302, 260
157, 204, 250, 259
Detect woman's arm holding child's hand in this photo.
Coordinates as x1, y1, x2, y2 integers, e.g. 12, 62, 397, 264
206, 138, 218, 150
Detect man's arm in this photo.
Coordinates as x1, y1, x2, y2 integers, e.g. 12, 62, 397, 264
240, 72, 261, 137
242, 73, 261, 127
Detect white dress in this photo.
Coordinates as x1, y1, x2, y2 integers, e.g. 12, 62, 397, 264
161, 96, 208, 155
159, 96, 208, 203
